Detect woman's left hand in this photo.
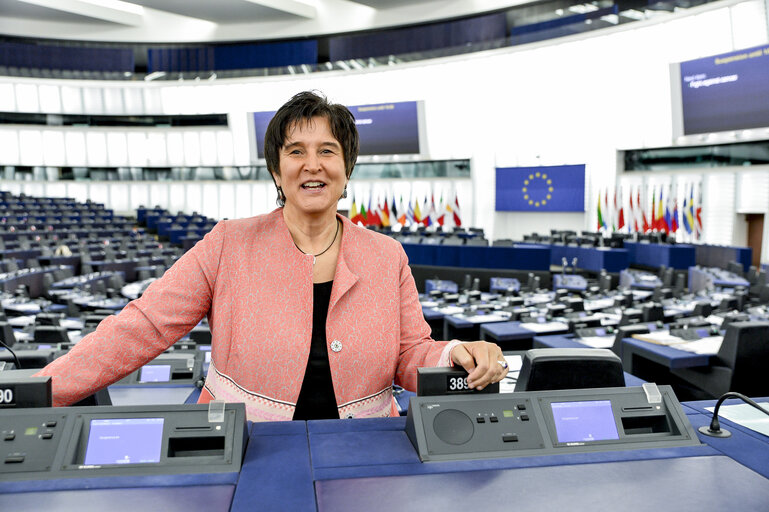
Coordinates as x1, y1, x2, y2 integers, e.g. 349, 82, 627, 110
450, 340, 508, 390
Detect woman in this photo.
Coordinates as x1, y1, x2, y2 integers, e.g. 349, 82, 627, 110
37, 91, 507, 421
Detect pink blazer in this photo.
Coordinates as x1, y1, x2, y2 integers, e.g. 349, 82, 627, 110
37, 209, 457, 421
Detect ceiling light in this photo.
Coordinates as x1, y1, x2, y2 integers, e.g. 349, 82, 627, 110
144, 71, 166, 81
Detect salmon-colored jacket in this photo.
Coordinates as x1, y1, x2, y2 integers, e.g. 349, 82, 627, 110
37, 209, 458, 421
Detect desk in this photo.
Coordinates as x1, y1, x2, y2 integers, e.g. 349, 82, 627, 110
548, 244, 628, 273
228, 414, 769, 512
480, 321, 570, 350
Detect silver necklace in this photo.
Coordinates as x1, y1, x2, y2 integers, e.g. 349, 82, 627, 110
292, 219, 340, 265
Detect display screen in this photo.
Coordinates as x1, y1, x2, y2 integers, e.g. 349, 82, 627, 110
551, 400, 619, 443
252, 100, 421, 158
84, 418, 164, 465
139, 364, 172, 383
679, 44, 769, 135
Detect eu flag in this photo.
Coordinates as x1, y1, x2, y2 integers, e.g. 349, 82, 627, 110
495, 165, 585, 212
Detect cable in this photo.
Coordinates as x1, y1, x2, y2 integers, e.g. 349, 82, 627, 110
0, 338, 22, 370
699, 391, 769, 438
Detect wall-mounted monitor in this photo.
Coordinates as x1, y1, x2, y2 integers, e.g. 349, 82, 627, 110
672, 44, 769, 137
248, 100, 426, 163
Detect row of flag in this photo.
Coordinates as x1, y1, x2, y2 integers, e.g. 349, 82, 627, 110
349, 191, 463, 229
596, 183, 703, 238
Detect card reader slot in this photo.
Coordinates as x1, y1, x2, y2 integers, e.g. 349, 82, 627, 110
168, 436, 225, 458
621, 415, 676, 436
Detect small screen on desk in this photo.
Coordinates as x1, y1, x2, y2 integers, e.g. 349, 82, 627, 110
139, 364, 172, 382
84, 418, 164, 465
551, 400, 619, 443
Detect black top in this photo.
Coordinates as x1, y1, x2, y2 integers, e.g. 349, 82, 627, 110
293, 280, 339, 420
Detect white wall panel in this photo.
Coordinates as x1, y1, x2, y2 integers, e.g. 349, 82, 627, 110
64, 131, 87, 166
142, 88, 164, 114
0, 83, 15, 111
185, 182, 204, 215
166, 132, 185, 167
60, 86, 83, 114
183, 131, 201, 167
234, 182, 252, 219
149, 182, 169, 210
216, 131, 235, 166
737, 170, 769, 213
38, 85, 62, 114
126, 132, 148, 167
200, 182, 219, 219
18, 130, 43, 166
86, 132, 108, 167
123, 87, 144, 115
0, 130, 20, 165
129, 182, 151, 210
82, 88, 104, 114
103, 88, 125, 115
14, 83, 39, 113
199, 131, 218, 166
42, 130, 65, 166
146, 133, 168, 167
106, 132, 129, 167
169, 182, 186, 213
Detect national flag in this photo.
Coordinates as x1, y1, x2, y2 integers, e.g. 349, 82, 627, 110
422, 193, 437, 227
682, 186, 692, 235
359, 200, 368, 225
664, 186, 672, 234
616, 187, 625, 231
651, 188, 657, 231
684, 184, 694, 235
695, 183, 703, 239
604, 190, 610, 231
381, 197, 391, 227
597, 189, 605, 231
452, 193, 462, 227
350, 195, 365, 225
657, 186, 667, 233
406, 198, 415, 225
368, 196, 382, 227
398, 195, 408, 226
671, 194, 679, 234
639, 188, 649, 232
390, 196, 399, 226
436, 192, 445, 227
413, 198, 423, 225
629, 187, 639, 232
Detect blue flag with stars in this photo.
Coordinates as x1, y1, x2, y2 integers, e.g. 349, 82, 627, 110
495, 164, 585, 212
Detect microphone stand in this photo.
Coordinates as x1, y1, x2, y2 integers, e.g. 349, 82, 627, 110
699, 391, 769, 438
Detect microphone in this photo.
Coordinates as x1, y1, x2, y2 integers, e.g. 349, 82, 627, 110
699, 391, 769, 438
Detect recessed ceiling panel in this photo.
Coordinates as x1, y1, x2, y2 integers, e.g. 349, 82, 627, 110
128, 0, 300, 23
0, 0, 112, 24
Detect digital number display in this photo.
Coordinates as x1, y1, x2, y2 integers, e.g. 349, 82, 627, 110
551, 400, 619, 443
84, 418, 164, 465
0, 387, 14, 406
446, 376, 469, 393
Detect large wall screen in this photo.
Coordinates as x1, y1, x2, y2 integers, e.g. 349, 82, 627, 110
676, 44, 769, 135
251, 100, 423, 160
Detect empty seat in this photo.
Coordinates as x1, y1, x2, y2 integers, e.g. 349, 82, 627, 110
672, 321, 769, 398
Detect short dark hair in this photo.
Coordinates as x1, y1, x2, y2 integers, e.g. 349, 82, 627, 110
264, 91, 359, 182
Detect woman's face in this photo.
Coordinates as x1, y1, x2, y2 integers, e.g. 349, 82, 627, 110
273, 116, 347, 218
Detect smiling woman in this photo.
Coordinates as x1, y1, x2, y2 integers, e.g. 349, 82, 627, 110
35, 90, 508, 422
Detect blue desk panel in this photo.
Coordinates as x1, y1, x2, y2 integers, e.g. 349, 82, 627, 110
401, 243, 549, 271
0, 485, 235, 512
315, 455, 768, 512
625, 242, 696, 270
231, 421, 316, 512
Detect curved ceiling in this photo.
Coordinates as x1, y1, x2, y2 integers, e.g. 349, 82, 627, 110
0, 0, 530, 43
